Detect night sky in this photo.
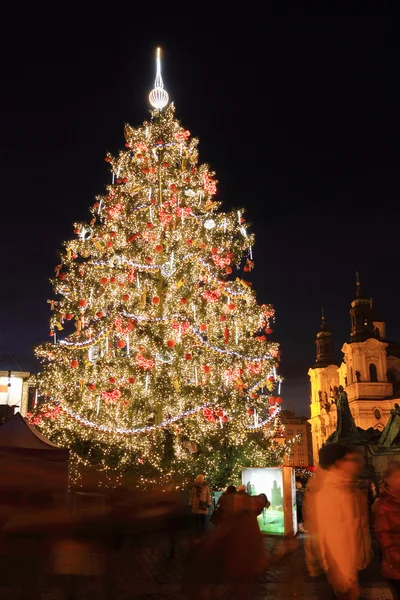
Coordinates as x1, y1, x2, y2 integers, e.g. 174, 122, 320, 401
1, 10, 399, 416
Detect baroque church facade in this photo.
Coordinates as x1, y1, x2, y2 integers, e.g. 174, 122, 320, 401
308, 276, 400, 465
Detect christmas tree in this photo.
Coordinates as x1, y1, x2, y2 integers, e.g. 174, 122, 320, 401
29, 49, 293, 489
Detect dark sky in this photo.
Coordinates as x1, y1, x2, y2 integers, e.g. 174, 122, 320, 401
1, 9, 399, 416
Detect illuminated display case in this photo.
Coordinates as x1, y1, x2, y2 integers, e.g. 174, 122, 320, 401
241, 466, 297, 536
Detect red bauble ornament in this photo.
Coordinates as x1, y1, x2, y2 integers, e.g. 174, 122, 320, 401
66, 313, 73, 320
200, 324, 207, 332
109, 231, 117, 238
186, 239, 193, 245
185, 353, 192, 360
107, 241, 113, 248
147, 222, 154, 229
105, 156, 111, 162
170, 184, 177, 191
125, 143, 131, 148
49, 330, 54, 337
211, 247, 218, 254
122, 294, 130, 302
109, 377, 116, 384
220, 315, 227, 322
265, 328, 273, 335
247, 408, 254, 415
151, 198, 157, 204
78, 299, 87, 307
136, 152, 142, 158
269, 396, 276, 405
100, 277, 108, 285
96, 311, 103, 319
117, 340, 126, 349
116, 178, 122, 184
167, 340, 176, 348
180, 298, 187, 304
276, 396, 283, 404
162, 162, 169, 168
155, 244, 163, 252
145, 257, 152, 264
122, 177, 128, 183
88, 383, 96, 391
128, 377, 136, 384
240, 217, 246, 223
268, 376, 275, 382
228, 303, 235, 310
243, 266, 250, 272
203, 365, 211, 374
152, 296, 160, 305
110, 277, 117, 283
70, 360, 78, 368
74, 229, 79, 234
269, 407, 275, 414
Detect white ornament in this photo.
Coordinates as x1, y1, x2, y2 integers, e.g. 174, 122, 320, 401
184, 189, 196, 197
88, 345, 99, 362
161, 262, 176, 277
156, 352, 174, 364
204, 219, 216, 230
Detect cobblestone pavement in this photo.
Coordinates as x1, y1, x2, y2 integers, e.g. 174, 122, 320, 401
0, 531, 394, 599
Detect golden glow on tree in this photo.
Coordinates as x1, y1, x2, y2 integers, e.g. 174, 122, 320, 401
28, 55, 294, 488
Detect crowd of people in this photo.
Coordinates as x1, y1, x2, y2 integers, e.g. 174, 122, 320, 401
302, 442, 400, 600
187, 447, 400, 600
2, 448, 400, 599
185, 476, 272, 600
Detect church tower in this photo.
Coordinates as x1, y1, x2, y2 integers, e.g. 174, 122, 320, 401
308, 310, 340, 464
341, 273, 394, 430
309, 275, 400, 465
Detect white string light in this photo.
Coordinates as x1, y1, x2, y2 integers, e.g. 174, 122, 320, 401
58, 402, 211, 435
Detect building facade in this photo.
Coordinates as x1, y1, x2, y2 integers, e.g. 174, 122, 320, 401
308, 277, 400, 465
280, 410, 313, 467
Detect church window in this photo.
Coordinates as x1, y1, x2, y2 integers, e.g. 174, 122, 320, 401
369, 363, 378, 382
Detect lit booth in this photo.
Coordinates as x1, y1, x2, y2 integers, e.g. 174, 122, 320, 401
241, 466, 297, 536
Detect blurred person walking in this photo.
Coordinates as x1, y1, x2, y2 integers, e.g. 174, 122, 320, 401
372, 463, 400, 600
189, 474, 211, 532
304, 443, 372, 600
296, 481, 306, 532
210, 484, 237, 528
183, 480, 266, 600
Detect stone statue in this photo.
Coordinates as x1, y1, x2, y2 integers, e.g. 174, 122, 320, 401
379, 404, 400, 447
330, 385, 359, 442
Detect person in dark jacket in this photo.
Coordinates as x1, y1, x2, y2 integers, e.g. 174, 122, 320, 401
210, 485, 237, 527
372, 463, 400, 599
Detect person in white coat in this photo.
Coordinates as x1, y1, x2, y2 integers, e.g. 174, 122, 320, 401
189, 474, 211, 531
304, 443, 372, 600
